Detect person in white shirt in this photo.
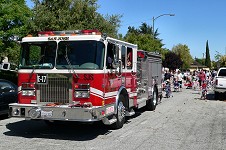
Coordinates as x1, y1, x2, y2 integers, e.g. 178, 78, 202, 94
177, 70, 183, 91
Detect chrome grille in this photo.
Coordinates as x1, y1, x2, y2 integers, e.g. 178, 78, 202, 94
38, 77, 69, 104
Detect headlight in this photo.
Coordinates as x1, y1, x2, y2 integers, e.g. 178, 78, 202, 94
74, 83, 90, 98
82, 91, 90, 98
22, 90, 35, 96
74, 91, 90, 98
12, 108, 20, 116
75, 91, 82, 98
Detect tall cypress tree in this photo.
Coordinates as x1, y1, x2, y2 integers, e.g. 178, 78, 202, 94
205, 40, 211, 68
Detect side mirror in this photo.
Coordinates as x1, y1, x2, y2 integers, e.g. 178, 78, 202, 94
0, 62, 10, 71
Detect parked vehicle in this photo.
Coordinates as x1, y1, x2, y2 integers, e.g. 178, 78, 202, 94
0, 79, 17, 115
8, 30, 163, 129
213, 67, 226, 100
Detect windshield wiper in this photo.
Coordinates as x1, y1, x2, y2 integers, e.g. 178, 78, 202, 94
28, 55, 44, 82
64, 45, 79, 79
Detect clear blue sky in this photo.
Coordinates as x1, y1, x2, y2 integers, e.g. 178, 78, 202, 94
26, 0, 226, 60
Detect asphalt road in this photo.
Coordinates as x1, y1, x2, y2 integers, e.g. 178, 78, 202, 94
0, 87, 226, 150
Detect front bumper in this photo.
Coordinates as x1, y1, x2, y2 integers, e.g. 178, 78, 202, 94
9, 103, 115, 122
214, 87, 226, 93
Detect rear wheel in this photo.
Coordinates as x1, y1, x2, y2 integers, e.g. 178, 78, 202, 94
111, 95, 126, 129
147, 88, 158, 111
215, 91, 219, 100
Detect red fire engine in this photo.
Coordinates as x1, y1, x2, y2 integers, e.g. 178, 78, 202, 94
9, 30, 163, 129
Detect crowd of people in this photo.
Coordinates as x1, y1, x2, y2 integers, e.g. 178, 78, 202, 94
162, 68, 217, 99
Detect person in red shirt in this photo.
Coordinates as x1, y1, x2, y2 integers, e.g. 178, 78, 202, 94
198, 70, 206, 88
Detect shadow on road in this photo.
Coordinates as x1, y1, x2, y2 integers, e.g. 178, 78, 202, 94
4, 120, 113, 141
194, 92, 216, 101
4, 109, 145, 141
215, 92, 226, 101
188, 88, 216, 101
0, 114, 9, 120
192, 90, 226, 101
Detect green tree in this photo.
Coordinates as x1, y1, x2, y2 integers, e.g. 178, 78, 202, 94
127, 22, 161, 40
127, 26, 139, 35
195, 57, 205, 65
205, 40, 211, 68
137, 22, 161, 39
124, 32, 163, 53
124, 22, 164, 55
215, 51, 221, 61
30, 0, 121, 37
0, 0, 32, 63
172, 44, 193, 69
163, 51, 183, 71
213, 51, 222, 69
139, 22, 152, 35
219, 55, 226, 67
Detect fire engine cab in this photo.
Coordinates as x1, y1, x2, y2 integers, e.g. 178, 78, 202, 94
9, 30, 163, 129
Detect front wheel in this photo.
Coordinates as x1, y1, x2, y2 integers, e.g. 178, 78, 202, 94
111, 95, 126, 129
146, 88, 158, 111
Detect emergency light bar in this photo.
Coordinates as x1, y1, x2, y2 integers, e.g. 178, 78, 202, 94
81, 29, 101, 35
38, 29, 101, 37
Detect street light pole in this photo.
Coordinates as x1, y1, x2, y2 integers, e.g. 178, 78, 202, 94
152, 14, 175, 39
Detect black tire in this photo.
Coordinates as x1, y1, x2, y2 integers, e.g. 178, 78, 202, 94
218, 92, 225, 101
111, 95, 126, 129
146, 88, 158, 111
215, 91, 219, 100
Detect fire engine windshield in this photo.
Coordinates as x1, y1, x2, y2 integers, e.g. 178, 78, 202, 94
19, 40, 104, 70
19, 41, 57, 69
56, 40, 104, 69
